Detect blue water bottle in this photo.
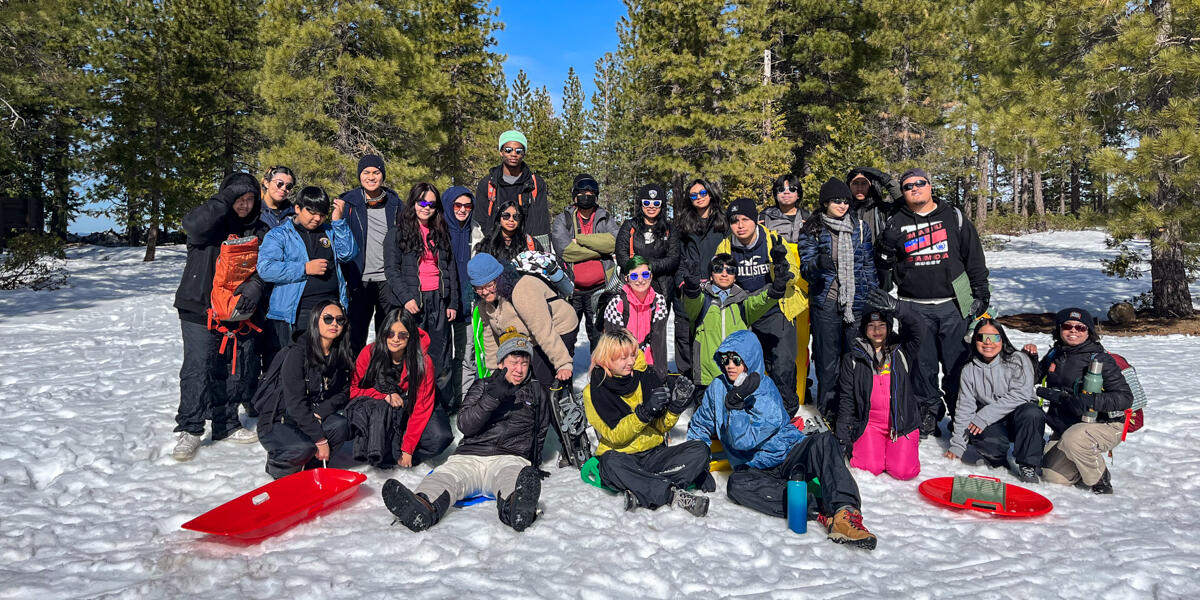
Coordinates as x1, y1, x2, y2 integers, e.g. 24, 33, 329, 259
787, 480, 808, 534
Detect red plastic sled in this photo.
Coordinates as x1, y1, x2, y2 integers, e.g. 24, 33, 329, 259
918, 475, 1053, 518
182, 468, 367, 541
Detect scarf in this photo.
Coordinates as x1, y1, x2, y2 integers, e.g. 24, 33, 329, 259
822, 214, 856, 323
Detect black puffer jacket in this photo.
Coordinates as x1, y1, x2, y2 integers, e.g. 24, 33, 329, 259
253, 341, 351, 442
455, 370, 550, 464
173, 172, 268, 322
614, 217, 680, 297
1037, 340, 1133, 435
677, 217, 725, 286
382, 228, 461, 313
835, 308, 923, 451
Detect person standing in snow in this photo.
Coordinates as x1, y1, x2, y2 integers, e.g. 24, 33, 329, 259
674, 178, 727, 382
1024, 308, 1133, 494
878, 168, 990, 438
551, 173, 620, 352
946, 319, 1045, 483
845, 167, 903, 247
172, 172, 269, 462
475, 130, 552, 249
687, 331, 878, 550
339, 155, 403, 352
759, 174, 809, 244
254, 166, 297, 399
443, 185, 483, 408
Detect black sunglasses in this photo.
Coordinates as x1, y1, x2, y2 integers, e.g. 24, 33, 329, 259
711, 265, 737, 275
901, 179, 929, 192
321, 314, 347, 326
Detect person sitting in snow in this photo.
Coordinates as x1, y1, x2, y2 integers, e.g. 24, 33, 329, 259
1023, 308, 1133, 494
383, 330, 548, 532
584, 329, 713, 516
946, 318, 1045, 483
687, 330, 878, 551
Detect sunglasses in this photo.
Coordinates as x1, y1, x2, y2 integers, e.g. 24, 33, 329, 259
974, 333, 1002, 344
712, 265, 737, 275
628, 271, 652, 281
642, 199, 662, 208
901, 179, 930, 192
718, 352, 744, 367
321, 314, 347, 326
386, 330, 410, 341
828, 198, 851, 205
774, 185, 796, 194
416, 200, 437, 208
500, 211, 521, 221
689, 189, 709, 201
271, 180, 294, 191
501, 147, 525, 155
1060, 322, 1089, 333
453, 202, 473, 211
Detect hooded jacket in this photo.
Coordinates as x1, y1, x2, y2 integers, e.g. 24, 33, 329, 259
798, 216, 877, 312
1037, 339, 1133, 435
174, 172, 269, 322
441, 185, 484, 318
687, 330, 805, 469
479, 273, 579, 372
551, 205, 620, 284
584, 353, 677, 456
601, 284, 670, 380
476, 164, 551, 243
456, 367, 550, 464
759, 205, 810, 244
949, 351, 1037, 456
348, 328, 436, 457
253, 339, 351, 442
682, 281, 778, 385
337, 185, 402, 288
258, 216, 357, 324
835, 309, 923, 450
614, 217, 680, 297
882, 201, 989, 303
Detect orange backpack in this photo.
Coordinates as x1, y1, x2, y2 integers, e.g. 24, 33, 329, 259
206, 235, 262, 374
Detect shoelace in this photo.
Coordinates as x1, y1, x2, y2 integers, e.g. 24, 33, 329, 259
846, 512, 867, 531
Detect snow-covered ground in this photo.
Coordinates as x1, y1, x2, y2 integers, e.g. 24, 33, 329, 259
1, 230, 1197, 599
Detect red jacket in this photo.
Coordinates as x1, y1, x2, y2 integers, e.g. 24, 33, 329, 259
351, 328, 435, 455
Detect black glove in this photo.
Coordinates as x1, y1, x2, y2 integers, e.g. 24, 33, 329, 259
219, 182, 258, 207
486, 372, 518, 402
1066, 391, 1093, 415
234, 276, 264, 315
769, 235, 788, 264
683, 273, 701, 293
816, 253, 835, 271
1035, 386, 1066, 405
768, 267, 793, 299
967, 297, 990, 322
634, 386, 670, 422
879, 227, 905, 255
866, 287, 898, 312
668, 377, 695, 414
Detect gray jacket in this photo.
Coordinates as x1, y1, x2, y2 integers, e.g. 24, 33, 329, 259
950, 353, 1036, 455
759, 205, 810, 244
551, 205, 620, 282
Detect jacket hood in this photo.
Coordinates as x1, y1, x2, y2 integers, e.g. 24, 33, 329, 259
219, 171, 262, 224
441, 185, 475, 227
895, 198, 950, 220
713, 329, 766, 377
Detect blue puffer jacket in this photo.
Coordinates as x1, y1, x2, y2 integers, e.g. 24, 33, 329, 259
687, 330, 805, 469
258, 217, 357, 324
798, 217, 877, 312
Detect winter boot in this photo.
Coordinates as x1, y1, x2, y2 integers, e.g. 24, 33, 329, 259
671, 488, 709, 517
623, 490, 638, 511
382, 479, 449, 532
173, 432, 203, 462
1078, 469, 1113, 495
497, 466, 542, 532
1013, 463, 1040, 484
919, 414, 938, 439
818, 506, 877, 551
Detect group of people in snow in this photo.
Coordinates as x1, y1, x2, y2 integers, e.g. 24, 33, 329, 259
172, 129, 1135, 548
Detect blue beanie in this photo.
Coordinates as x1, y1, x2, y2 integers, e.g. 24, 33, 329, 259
468, 253, 504, 286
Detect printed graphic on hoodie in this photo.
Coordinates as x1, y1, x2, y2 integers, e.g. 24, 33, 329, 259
900, 220, 949, 265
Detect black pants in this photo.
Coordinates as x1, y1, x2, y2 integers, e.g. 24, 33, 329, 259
570, 284, 602, 353
810, 301, 858, 418
530, 332, 578, 396
176, 319, 255, 438
910, 301, 969, 423
972, 403, 1047, 467
448, 317, 469, 409
752, 308, 799, 417
348, 280, 392, 353
346, 398, 453, 467
597, 440, 712, 508
726, 432, 861, 518
673, 297, 693, 379
417, 290, 452, 408
258, 413, 351, 479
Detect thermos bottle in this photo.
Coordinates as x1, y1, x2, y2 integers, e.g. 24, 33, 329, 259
787, 480, 807, 534
1081, 358, 1104, 423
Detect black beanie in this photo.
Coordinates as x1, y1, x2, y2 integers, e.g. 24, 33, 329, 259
1054, 307, 1095, 330
860, 309, 891, 336
898, 168, 929, 185
726, 197, 758, 222
637, 184, 665, 203
818, 177, 853, 206
358, 155, 386, 181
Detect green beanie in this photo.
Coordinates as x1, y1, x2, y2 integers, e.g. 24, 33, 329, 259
498, 130, 528, 153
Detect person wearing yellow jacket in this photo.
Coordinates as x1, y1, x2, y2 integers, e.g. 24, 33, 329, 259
716, 198, 809, 416
584, 329, 713, 516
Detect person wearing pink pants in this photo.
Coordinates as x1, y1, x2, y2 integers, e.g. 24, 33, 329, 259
835, 297, 923, 480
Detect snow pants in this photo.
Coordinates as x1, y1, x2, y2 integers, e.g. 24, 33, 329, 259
908, 300, 969, 424
175, 318, 255, 439
448, 317, 469, 411
850, 430, 920, 480
258, 414, 350, 479
348, 280, 392, 353
417, 453, 531, 503
673, 297, 693, 379
727, 432, 861, 518
810, 301, 858, 418
1042, 421, 1123, 487
569, 284, 602, 353
597, 440, 713, 509
345, 398, 453, 468
417, 290, 452, 409
752, 308, 799, 417
972, 402, 1047, 467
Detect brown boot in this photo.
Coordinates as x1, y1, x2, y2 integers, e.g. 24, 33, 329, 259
819, 506, 877, 551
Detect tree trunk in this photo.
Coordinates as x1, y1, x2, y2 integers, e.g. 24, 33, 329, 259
989, 150, 998, 213
1151, 220, 1194, 317
1031, 169, 1046, 230
1069, 161, 1081, 214
975, 145, 988, 227
1014, 163, 1025, 217
48, 121, 71, 239
1058, 176, 1066, 215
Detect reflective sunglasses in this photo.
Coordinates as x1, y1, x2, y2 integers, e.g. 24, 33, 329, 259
500, 211, 521, 222
416, 200, 437, 208
974, 333, 1002, 344
901, 179, 929, 192
718, 352, 744, 367
628, 271, 652, 281
1060, 322, 1089, 333
271, 180, 294, 191
642, 199, 662, 208
711, 265, 737, 275
321, 314, 347, 326
689, 189, 709, 201
774, 185, 796, 194
386, 329, 410, 341
453, 202, 473, 211
501, 147, 526, 155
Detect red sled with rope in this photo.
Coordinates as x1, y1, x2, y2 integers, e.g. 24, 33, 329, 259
207, 234, 262, 374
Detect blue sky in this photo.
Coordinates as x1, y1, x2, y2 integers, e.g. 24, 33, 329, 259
70, 1, 626, 234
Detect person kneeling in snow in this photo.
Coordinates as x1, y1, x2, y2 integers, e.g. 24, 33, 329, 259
687, 330, 878, 550
584, 329, 713, 516
383, 330, 548, 532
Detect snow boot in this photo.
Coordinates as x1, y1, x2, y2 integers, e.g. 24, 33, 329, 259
919, 414, 938, 439
497, 466, 541, 532
671, 488, 709, 517
1077, 469, 1113, 495
173, 432, 203, 462
623, 490, 638, 511
382, 479, 449, 532
819, 506, 877, 551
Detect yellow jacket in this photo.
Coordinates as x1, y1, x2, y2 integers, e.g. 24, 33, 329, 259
584, 353, 677, 456
715, 225, 808, 319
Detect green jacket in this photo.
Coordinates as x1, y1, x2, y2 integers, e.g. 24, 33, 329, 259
683, 281, 778, 385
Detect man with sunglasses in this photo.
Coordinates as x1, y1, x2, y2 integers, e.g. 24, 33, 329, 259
339, 154, 402, 351
880, 168, 991, 438
475, 130, 551, 249
551, 173, 620, 351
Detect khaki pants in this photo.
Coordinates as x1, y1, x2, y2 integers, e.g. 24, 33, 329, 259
416, 454, 531, 503
1042, 422, 1123, 487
